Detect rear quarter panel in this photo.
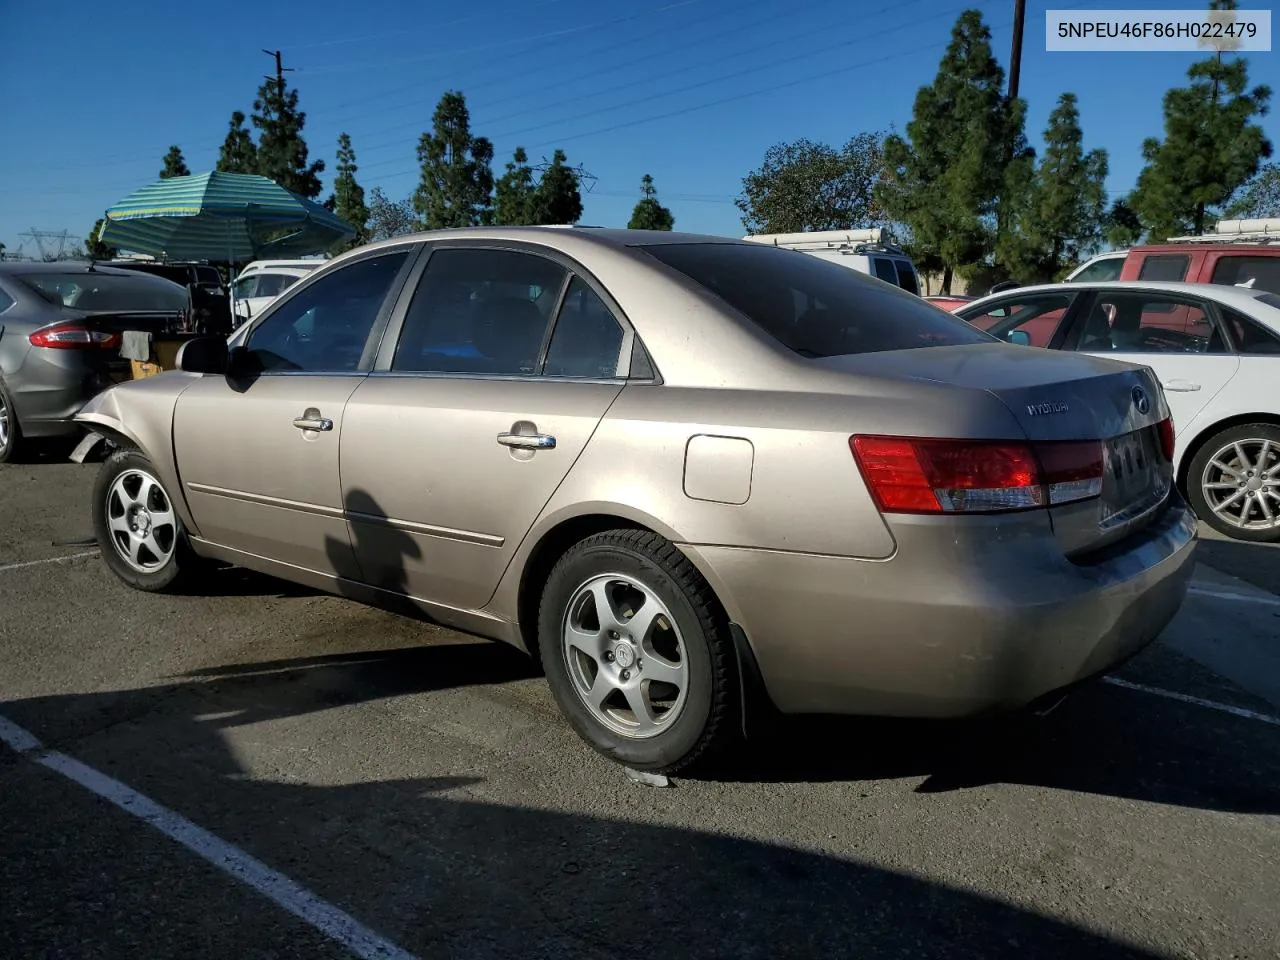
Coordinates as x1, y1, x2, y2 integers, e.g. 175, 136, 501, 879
486, 373, 1030, 623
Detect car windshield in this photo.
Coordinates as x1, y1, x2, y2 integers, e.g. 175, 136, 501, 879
641, 242, 993, 358
16, 271, 189, 312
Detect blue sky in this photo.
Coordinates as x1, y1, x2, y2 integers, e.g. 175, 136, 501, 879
1, 0, 1276, 256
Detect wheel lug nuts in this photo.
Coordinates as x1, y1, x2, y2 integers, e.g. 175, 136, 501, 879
619, 669, 630, 681
603, 651, 615, 662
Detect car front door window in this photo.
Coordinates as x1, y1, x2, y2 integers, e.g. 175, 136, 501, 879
246, 251, 411, 372
964, 293, 1075, 347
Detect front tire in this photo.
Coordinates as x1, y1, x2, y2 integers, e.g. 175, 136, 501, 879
1187, 422, 1280, 543
92, 449, 197, 591
538, 529, 738, 775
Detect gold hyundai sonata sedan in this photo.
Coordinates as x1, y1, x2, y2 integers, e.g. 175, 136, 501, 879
77, 227, 1198, 773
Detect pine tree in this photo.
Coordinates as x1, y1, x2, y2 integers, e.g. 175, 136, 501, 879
493, 147, 537, 225
160, 146, 190, 179
330, 133, 370, 247
531, 149, 582, 225
85, 219, 116, 259
1001, 93, 1109, 281
414, 91, 495, 228
251, 77, 324, 196
875, 10, 1017, 291
1131, 0, 1272, 238
627, 174, 675, 230
217, 111, 259, 175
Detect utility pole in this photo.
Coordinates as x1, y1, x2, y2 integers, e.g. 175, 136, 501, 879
995, 0, 1028, 279
1008, 0, 1026, 100
262, 48, 293, 99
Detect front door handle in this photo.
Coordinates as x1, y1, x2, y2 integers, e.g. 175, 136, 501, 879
1162, 379, 1201, 392
293, 416, 333, 432
497, 431, 556, 450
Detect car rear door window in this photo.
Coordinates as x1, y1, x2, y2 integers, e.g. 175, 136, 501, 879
243, 250, 410, 373
1219, 306, 1280, 354
1211, 255, 1280, 294
0, 288, 13, 313
1068, 292, 1225, 354
894, 260, 920, 294
871, 257, 898, 285
642, 242, 990, 357
962, 293, 1075, 347
391, 247, 567, 376
1137, 255, 1190, 282
542, 277, 625, 378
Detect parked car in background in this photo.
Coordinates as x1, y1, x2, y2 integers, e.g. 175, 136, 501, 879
956, 279, 1280, 542
1065, 218, 1280, 292
923, 294, 976, 311
0, 261, 189, 462
107, 257, 224, 293
1066, 250, 1128, 283
231, 258, 324, 323
77, 227, 1195, 774
742, 228, 922, 296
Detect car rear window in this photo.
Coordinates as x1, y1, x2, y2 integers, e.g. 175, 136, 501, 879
640, 242, 991, 358
1211, 255, 1280, 294
16, 271, 189, 312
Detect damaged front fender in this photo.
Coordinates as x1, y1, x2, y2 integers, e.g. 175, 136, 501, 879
74, 375, 202, 536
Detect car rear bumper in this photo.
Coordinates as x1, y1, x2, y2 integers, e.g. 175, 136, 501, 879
9, 352, 119, 437
680, 497, 1199, 718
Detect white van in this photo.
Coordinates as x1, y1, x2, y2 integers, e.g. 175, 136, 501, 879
231, 258, 326, 322
742, 228, 921, 295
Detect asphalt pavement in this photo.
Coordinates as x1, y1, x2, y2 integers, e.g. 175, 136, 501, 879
1, 457, 1277, 959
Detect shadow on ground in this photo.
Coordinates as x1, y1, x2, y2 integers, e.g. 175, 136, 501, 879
0, 654, 1180, 959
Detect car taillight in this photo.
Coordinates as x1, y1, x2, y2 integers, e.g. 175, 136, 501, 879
28, 323, 121, 351
1157, 417, 1175, 461
850, 435, 1104, 515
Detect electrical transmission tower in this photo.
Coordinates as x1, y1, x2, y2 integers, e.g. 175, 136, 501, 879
531, 157, 598, 193
19, 228, 81, 261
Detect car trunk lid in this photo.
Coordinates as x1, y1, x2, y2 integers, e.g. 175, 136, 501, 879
815, 343, 1175, 555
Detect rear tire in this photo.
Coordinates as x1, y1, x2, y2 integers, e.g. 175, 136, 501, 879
92, 449, 200, 592
0, 377, 24, 464
1186, 422, 1280, 543
538, 529, 738, 775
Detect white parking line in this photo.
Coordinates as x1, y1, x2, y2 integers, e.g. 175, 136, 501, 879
0, 714, 419, 960
0, 551, 100, 573
1103, 676, 1280, 727
1188, 585, 1280, 608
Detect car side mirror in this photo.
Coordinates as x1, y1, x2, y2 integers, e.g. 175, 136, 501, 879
1007, 330, 1032, 347
177, 335, 229, 374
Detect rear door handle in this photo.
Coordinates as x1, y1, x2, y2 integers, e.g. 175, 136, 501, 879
293, 416, 333, 432
1162, 379, 1201, 392
497, 432, 556, 450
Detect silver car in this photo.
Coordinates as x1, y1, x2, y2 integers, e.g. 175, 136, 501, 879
76, 228, 1198, 773
0, 261, 189, 462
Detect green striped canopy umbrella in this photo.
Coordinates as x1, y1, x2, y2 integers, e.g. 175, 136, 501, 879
100, 170, 356, 262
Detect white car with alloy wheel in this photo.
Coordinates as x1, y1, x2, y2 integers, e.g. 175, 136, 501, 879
954, 280, 1280, 542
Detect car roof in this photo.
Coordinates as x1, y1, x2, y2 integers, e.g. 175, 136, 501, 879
0, 260, 189, 289
352, 225, 743, 257
962, 279, 1280, 314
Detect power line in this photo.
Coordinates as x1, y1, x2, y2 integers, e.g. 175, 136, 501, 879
278, 0, 572, 53
301, 0, 706, 76
334, 0, 880, 163
0, 0, 723, 175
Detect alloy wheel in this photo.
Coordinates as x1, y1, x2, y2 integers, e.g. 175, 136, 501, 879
1199, 437, 1280, 531
560, 572, 690, 739
105, 468, 178, 572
